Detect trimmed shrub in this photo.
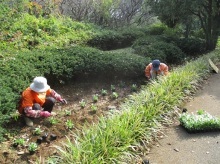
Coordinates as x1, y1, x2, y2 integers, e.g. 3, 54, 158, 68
87, 29, 144, 50
149, 42, 186, 64
175, 37, 206, 55
55, 46, 149, 78
132, 36, 186, 64
132, 35, 162, 55
146, 23, 168, 35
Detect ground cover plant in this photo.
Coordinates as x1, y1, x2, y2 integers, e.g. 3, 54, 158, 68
179, 109, 220, 133
51, 50, 220, 163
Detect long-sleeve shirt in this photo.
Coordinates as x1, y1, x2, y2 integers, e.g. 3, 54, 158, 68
18, 87, 63, 118
145, 63, 169, 79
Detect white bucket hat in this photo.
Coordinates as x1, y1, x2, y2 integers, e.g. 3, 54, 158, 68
30, 77, 50, 92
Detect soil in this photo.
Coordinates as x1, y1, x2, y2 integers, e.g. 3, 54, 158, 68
0, 76, 146, 163
145, 71, 220, 164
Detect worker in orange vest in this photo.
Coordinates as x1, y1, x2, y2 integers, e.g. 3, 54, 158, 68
145, 59, 169, 80
18, 76, 67, 126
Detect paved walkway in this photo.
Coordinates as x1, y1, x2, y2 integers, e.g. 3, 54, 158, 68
146, 72, 220, 164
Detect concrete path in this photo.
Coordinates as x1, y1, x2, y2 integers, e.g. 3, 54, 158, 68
146, 72, 220, 164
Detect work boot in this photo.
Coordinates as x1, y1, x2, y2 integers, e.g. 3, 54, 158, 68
24, 117, 33, 127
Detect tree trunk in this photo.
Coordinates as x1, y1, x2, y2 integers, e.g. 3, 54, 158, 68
205, 16, 220, 50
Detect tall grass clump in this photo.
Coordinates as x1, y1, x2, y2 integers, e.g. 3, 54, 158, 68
54, 50, 220, 163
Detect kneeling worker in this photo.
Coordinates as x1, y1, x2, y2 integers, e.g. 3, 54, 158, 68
18, 76, 67, 126
145, 59, 169, 80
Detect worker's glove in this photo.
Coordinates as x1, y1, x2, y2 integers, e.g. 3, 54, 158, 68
60, 99, 67, 104
40, 111, 51, 118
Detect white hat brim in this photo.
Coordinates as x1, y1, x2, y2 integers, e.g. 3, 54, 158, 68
30, 83, 50, 92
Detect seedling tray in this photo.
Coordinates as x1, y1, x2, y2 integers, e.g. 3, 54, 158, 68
179, 110, 220, 134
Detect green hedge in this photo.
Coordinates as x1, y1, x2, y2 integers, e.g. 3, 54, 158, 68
132, 36, 186, 64
87, 29, 144, 50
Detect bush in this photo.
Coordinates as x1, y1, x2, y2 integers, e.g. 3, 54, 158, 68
176, 37, 206, 56
132, 35, 162, 55
146, 23, 168, 35
150, 42, 186, 64
132, 36, 186, 64
56, 46, 148, 78
87, 28, 145, 50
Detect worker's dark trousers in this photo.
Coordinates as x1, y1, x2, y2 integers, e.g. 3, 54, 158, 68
33, 97, 56, 113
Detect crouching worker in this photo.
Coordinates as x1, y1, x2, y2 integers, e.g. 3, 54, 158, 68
145, 59, 169, 80
18, 76, 67, 127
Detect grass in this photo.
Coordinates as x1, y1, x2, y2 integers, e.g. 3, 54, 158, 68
53, 49, 220, 163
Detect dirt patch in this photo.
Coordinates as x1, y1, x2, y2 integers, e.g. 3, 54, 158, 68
0, 77, 146, 163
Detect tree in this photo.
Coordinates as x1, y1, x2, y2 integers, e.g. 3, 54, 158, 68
186, 0, 220, 50
147, 0, 220, 50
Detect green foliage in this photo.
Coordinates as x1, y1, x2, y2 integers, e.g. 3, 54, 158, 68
111, 85, 116, 92
79, 99, 86, 108
87, 28, 144, 50
58, 46, 147, 78
175, 37, 206, 55
33, 127, 42, 135
150, 41, 186, 64
197, 109, 205, 115
48, 117, 58, 125
92, 94, 99, 103
131, 84, 138, 92
179, 110, 220, 132
111, 92, 119, 99
28, 142, 38, 152
10, 112, 20, 121
65, 110, 72, 116
132, 36, 166, 61
101, 89, 108, 96
13, 138, 25, 146
1, 12, 96, 50
91, 104, 98, 111
133, 36, 186, 64
146, 23, 168, 35
65, 120, 74, 129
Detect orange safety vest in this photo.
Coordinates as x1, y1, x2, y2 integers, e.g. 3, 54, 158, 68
18, 87, 52, 114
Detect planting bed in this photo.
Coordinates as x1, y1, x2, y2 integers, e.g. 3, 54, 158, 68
0, 77, 146, 163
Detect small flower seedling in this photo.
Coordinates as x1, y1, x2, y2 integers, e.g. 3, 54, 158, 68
111, 92, 118, 99
28, 142, 38, 153
101, 89, 107, 96
92, 94, 99, 103
65, 119, 74, 129
197, 109, 205, 115
111, 85, 116, 92
33, 127, 43, 135
13, 138, 25, 147
79, 99, 86, 108
10, 112, 20, 121
65, 109, 72, 116
91, 104, 97, 111
48, 117, 58, 125
131, 84, 138, 92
